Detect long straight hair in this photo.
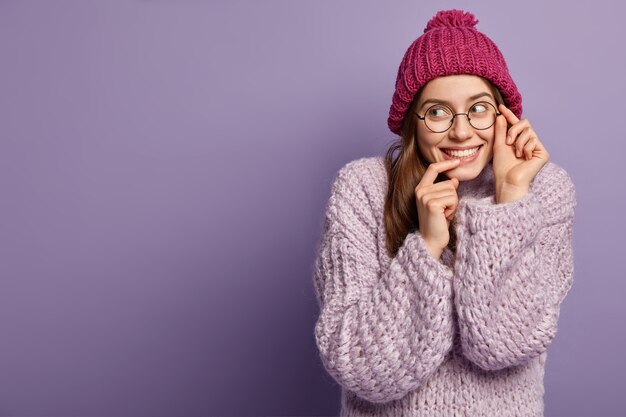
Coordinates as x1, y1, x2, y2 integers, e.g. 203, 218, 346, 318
383, 78, 505, 257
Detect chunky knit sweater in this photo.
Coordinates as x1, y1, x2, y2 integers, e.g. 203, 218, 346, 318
312, 156, 576, 417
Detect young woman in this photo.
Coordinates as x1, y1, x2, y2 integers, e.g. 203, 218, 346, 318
312, 9, 576, 417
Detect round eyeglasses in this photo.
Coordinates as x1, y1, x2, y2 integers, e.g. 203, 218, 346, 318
415, 101, 501, 133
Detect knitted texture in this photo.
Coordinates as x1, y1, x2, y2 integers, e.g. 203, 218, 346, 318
312, 156, 576, 417
387, 9, 523, 135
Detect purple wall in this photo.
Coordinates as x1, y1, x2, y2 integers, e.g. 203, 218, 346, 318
0, 1, 623, 416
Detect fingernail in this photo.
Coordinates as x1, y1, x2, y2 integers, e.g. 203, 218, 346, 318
506, 136, 512, 144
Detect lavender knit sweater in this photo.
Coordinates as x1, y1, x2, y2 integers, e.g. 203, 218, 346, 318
312, 156, 576, 417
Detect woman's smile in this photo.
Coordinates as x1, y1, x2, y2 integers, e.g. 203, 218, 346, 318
440, 144, 483, 164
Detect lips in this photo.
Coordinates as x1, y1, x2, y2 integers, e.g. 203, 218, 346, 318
440, 144, 482, 161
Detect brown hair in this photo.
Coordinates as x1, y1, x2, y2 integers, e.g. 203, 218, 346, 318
383, 78, 505, 257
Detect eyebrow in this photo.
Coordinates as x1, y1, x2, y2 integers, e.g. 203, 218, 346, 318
418, 92, 495, 110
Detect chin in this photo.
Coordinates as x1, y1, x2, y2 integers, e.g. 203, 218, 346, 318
445, 165, 484, 182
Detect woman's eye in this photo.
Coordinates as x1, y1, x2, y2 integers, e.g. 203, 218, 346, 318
428, 106, 449, 117
470, 103, 487, 113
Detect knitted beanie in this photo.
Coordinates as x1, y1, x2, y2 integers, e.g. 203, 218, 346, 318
387, 9, 523, 135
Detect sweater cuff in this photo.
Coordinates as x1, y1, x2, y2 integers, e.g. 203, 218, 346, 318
402, 231, 454, 282
457, 191, 544, 249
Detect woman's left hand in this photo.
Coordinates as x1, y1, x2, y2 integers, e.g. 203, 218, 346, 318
492, 103, 550, 203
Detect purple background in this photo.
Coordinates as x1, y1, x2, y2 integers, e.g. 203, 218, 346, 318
0, 1, 623, 416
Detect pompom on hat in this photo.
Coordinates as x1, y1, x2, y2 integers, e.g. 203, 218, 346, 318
387, 9, 523, 135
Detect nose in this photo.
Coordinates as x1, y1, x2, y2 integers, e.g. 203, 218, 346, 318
448, 114, 473, 141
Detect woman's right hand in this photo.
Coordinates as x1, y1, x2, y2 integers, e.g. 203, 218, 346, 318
414, 159, 461, 259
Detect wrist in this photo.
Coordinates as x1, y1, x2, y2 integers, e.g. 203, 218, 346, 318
422, 238, 443, 260
496, 182, 529, 204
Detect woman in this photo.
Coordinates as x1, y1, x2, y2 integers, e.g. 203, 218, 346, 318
312, 9, 576, 417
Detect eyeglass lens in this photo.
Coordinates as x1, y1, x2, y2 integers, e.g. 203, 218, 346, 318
424, 101, 497, 133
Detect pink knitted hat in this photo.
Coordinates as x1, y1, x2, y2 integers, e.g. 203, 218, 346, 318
387, 9, 523, 135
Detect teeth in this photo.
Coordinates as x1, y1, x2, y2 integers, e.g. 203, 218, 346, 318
443, 146, 480, 157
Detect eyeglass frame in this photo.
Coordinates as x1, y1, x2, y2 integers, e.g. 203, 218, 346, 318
414, 100, 502, 133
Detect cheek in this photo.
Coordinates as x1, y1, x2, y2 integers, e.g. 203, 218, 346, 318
484, 145, 494, 160
414, 143, 438, 165
465, 132, 492, 161
416, 140, 441, 161
416, 130, 441, 151
479, 131, 496, 150
484, 141, 495, 160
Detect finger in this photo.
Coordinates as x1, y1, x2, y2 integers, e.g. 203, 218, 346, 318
444, 202, 458, 219
426, 194, 458, 215
531, 135, 547, 154
422, 189, 457, 206
523, 134, 549, 165
417, 159, 461, 188
494, 114, 508, 150
522, 136, 537, 160
444, 207, 457, 220
505, 118, 531, 145
498, 103, 520, 125
515, 128, 534, 158
415, 178, 458, 198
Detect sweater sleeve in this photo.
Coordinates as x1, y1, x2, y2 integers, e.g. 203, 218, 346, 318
453, 163, 576, 371
312, 161, 455, 404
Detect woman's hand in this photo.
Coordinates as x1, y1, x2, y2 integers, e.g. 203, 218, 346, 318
415, 159, 460, 259
493, 103, 550, 203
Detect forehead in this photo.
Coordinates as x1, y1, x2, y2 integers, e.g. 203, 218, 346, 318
419, 74, 491, 100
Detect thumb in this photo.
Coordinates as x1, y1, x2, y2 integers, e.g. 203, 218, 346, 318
451, 177, 459, 188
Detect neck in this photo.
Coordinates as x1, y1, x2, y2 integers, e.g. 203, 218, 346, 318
456, 161, 494, 199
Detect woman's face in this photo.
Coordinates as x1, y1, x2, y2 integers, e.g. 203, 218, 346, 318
414, 74, 498, 182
